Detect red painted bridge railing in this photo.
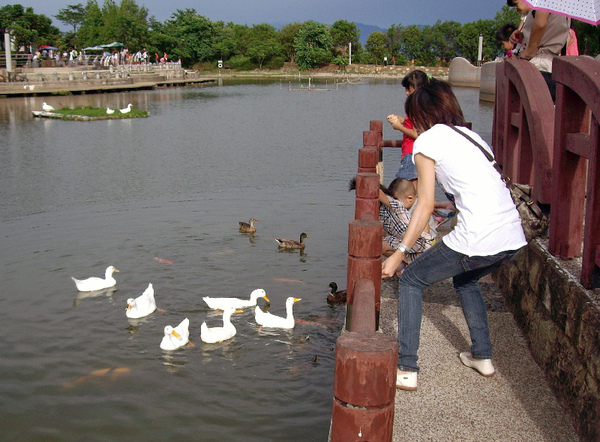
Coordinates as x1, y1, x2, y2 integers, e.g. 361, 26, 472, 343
493, 56, 600, 289
379, 57, 600, 289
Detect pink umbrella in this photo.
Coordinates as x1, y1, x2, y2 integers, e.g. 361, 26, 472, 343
523, 0, 600, 25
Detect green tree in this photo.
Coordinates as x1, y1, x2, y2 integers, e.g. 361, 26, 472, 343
294, 21, 333, 70
399, 26, 423, 63
494, 4, 521, 29
103, 0, 149, 49
330, 19, 360, 57
278, 22, 301, 63
428, 20, 462, 64
0, 4, 61, 49
455, 19, 496, 63
55, 3, 85, 32
212, 21, 238, 61
161, 9, 213, 66
386, 24, 403, 59
77, 0, 149, 50
247, 23, 280, 68
77, 1, 103, 48
574, 21, 600, 56
365, 30, 387, 64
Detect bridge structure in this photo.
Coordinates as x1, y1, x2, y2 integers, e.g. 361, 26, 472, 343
330, 56, 600, 441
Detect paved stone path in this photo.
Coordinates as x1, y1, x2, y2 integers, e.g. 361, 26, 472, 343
381, 276, 579, 441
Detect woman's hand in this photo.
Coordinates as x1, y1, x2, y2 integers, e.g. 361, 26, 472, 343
382, 251, 404, 279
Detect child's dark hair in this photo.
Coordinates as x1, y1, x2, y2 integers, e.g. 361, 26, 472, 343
348, 177, 414, 200
381, 178, 414, 198
495, 23, 516, 43
405, 79, 466, 133
401, 70, 429, 91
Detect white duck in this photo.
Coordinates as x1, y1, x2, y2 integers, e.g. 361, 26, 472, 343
203, 288, 269, 310
126, 283, 157, 319
255, 297, 301, 329
160, 318, 190, 350
42, 102, 54, 112
200, 307, 240, 343
106, 107, 115, 114
120, 103, 132, 114
71, 266, 119, 292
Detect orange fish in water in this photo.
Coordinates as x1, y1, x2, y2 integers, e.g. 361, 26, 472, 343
154, 257, 173, 264
63, 367, 131, 388
295, 318, 330, 329
272, 278, 305, 284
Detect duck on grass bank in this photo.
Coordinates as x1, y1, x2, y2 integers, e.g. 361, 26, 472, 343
203, 288, 269, 310
239, 218, 258, 233
160, 318, 190, 350
200, 307, 241, 343
275, 233, 309, 250
71, 265, 119, 292
255, 297, 301, 329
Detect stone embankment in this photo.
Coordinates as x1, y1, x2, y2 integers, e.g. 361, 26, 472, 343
0, 63, 451, 97
0, 63, 215, 97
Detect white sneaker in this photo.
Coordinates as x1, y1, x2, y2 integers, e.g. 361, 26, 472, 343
396, 370, 418, 391
459, 352, 495, 377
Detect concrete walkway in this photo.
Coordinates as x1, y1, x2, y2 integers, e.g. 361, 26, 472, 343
380, 275, 579, 441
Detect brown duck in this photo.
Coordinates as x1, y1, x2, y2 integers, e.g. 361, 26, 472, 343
327, 282, 347, 304
239, 218, 258, 233
275, 232, 309, 249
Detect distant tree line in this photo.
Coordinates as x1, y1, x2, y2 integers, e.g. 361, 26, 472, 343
1, 2, 598, 70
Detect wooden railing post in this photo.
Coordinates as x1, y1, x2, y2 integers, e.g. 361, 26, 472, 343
549, 56, 600, 289
330, 329, 397, 442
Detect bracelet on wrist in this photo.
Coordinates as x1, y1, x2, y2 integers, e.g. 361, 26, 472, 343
398, 243, 409, 254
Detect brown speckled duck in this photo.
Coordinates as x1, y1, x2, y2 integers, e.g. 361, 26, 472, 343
275, 232, 309, 249
327, 282, 347, 304
239, 218, 258, 233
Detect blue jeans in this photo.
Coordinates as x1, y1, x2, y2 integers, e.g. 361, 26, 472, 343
397, 241, 521, 372
395, 153, 418, 180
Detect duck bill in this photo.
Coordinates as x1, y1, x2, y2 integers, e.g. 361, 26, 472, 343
171, 330, 181, 338
293, 298, 302, 302
263, 295, 270, 302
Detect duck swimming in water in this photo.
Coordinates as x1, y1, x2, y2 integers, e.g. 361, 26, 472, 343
71, 266, 119, 292
255, 297, 301, 329
275, 233, 309, 250
327, 282, 347, 304
203, 288, 269, 310
126, 283, 157, 319
160, 318, 190, 350
239, 218, 258, 233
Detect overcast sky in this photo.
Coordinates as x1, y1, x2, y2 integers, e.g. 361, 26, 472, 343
16, 0, 504, 30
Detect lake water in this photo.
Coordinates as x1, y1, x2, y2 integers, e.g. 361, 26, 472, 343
0, 78, 493, 440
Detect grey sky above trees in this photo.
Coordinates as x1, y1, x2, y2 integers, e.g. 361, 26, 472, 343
18, 0, 501, 31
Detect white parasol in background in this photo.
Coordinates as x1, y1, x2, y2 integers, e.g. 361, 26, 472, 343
523, 0, 600, 25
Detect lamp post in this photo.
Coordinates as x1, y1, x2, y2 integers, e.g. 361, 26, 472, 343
4, 31, 13, 81
477, 33, 483, 67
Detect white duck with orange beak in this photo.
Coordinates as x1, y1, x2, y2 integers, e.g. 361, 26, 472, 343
160, 318, 190, 350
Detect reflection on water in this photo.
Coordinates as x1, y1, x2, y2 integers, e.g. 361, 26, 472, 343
0, 79, 492, 440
